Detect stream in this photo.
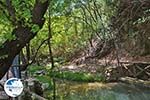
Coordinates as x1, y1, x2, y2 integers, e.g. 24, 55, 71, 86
51, 80, 150, 100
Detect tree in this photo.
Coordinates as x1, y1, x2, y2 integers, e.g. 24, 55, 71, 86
112, 0, 150, 56
0, 0, 49, 79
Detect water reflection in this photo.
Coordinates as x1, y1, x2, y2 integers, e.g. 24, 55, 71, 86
51, 80, 150, 100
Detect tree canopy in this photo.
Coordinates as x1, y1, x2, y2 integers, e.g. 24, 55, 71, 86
0, 0, 49, 79
0, 0, 150, 80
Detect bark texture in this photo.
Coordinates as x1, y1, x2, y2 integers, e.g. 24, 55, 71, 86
0, 0, 49, 79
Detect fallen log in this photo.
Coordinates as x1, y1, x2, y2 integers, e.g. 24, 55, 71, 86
119, 77, 150, 89
120, 61, 150, 65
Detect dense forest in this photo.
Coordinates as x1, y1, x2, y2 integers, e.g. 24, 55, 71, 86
0, 0, 150, 100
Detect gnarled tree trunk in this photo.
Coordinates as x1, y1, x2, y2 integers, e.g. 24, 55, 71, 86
0, 0, 49, 79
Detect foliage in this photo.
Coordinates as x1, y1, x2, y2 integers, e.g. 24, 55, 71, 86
28, 64, 105, 82
0, 0, 35, 46
36, 75, 53, 87
112, 0, 150, 55
28, 65, 45, 75
49, 71, 105, 82
28, 65, 53, 89
29, 0, 116, 63
0, 10, 14, 45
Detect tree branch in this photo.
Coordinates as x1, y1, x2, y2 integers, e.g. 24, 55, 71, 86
0, 0, 49, 79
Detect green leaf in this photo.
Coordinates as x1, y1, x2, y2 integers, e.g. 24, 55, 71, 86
31, 24, 40, 33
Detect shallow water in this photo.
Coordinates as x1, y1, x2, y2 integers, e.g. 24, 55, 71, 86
54, 81, 150, 100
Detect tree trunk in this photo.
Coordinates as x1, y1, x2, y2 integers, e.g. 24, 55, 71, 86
0, 0, 49, 79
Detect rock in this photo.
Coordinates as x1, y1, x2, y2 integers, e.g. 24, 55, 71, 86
33, 80, 43, 96
119, 77, 150, 89
21, 90, 32, 100
34, 70, 46, 76
0, 91, 9, 100
26, 78, 36, 86
42, 83, 49, 90
25, 78, 44, 96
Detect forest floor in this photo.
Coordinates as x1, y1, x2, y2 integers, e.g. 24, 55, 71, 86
58, 50, 150, 82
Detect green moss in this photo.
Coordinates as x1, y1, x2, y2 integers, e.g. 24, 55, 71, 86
28, 65, 45, 75
36, 75, 51, 83
49, 71, 105, 82
28, 65, 105, 82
